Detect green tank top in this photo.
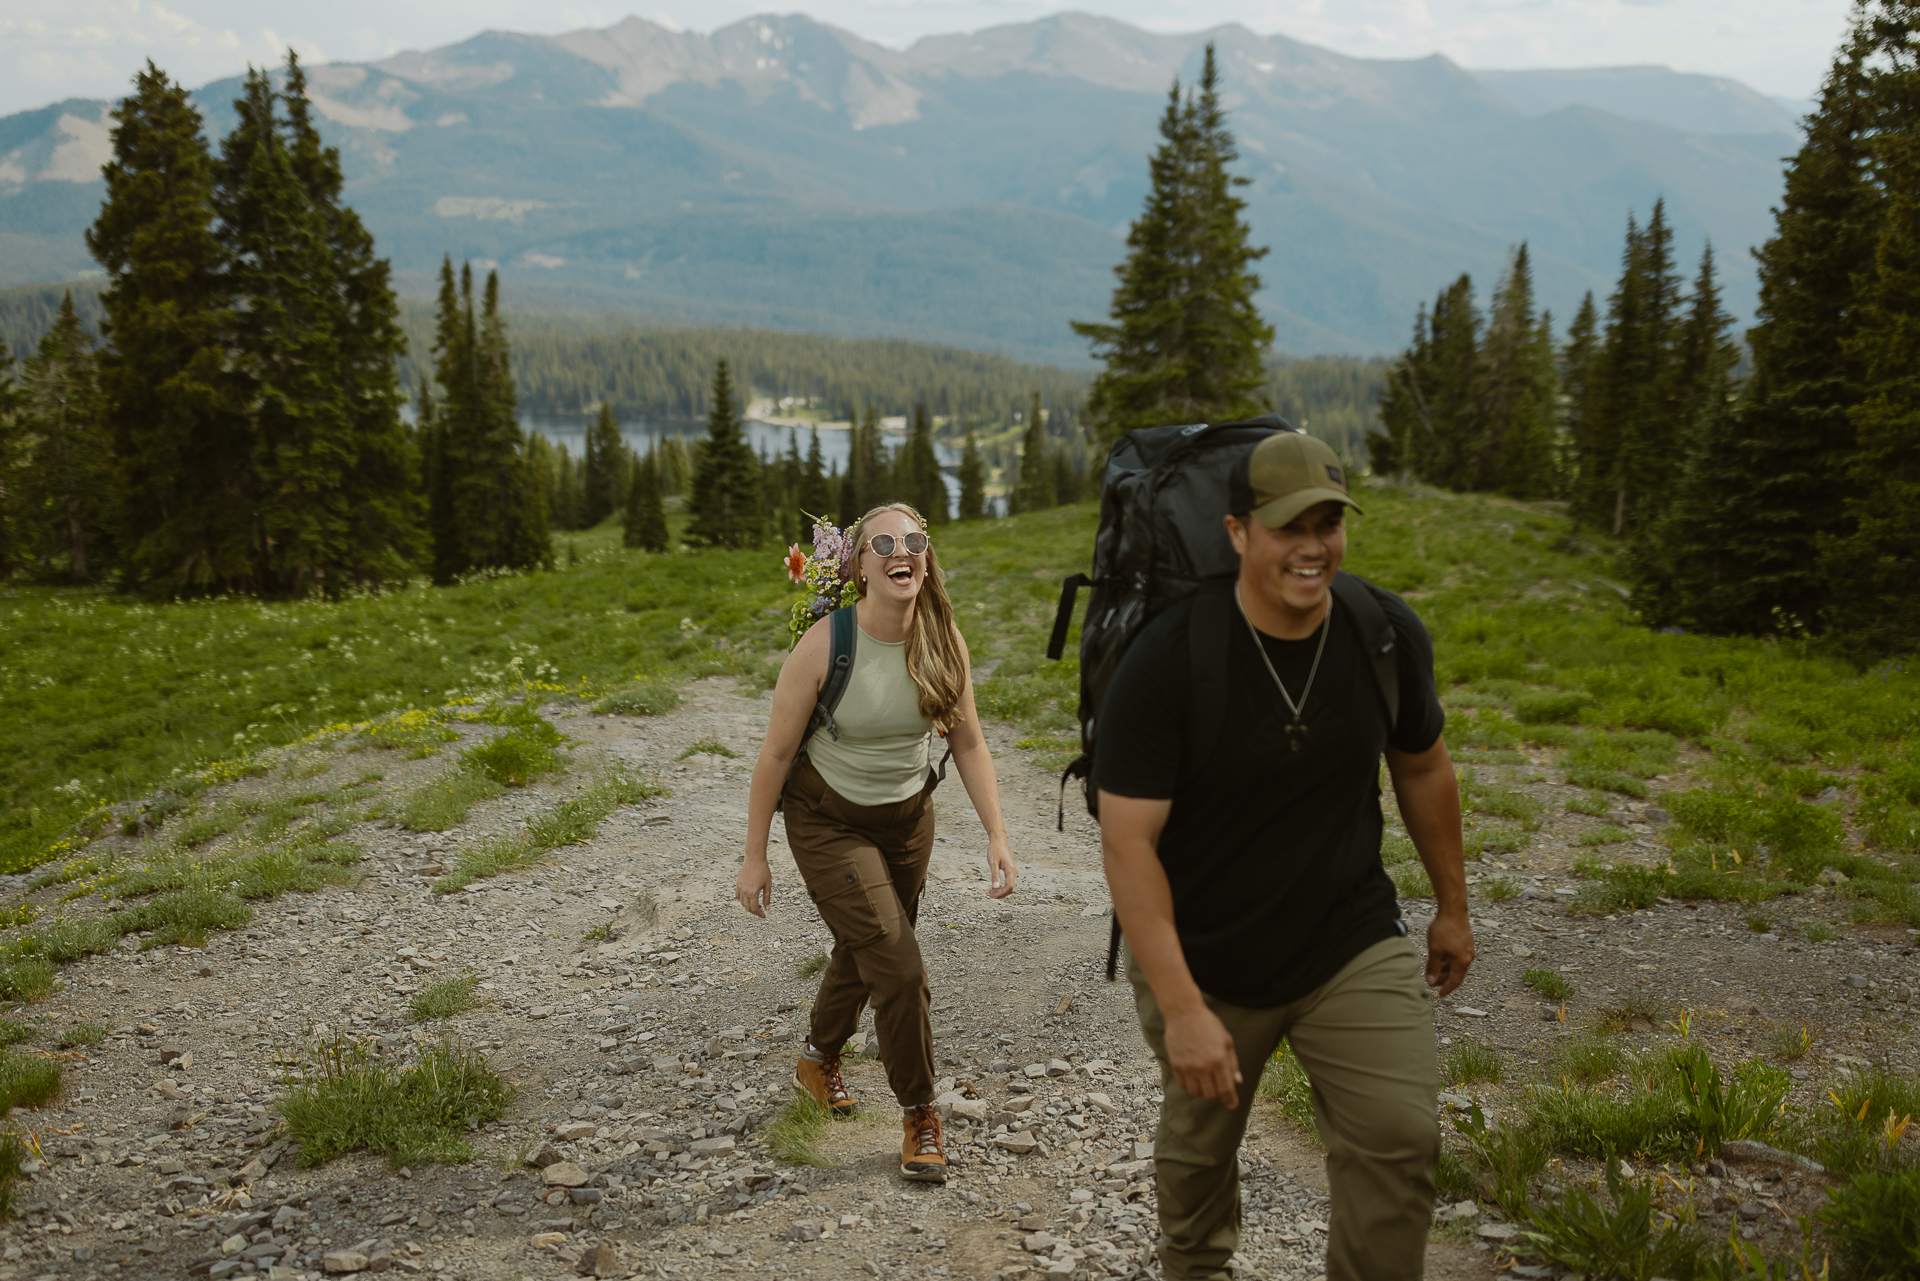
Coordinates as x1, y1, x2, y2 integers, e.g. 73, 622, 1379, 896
807, 626, 934, 806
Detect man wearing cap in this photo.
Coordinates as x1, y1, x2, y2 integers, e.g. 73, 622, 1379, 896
1094, 431, 1471, 1281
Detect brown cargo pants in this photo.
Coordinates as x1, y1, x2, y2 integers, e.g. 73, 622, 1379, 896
781, 756, 937, 1109
1127, 935, 1439, 1281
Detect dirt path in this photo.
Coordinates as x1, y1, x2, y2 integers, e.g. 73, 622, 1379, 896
2, 676, 1913, 1281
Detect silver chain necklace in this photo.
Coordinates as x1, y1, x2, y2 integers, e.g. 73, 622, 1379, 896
1235, 584, 1331, 754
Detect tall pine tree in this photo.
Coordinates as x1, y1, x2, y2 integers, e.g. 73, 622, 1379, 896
905, 402, 948, 523
220, 56, 418, 594
797, 428, 832, 525
89, 62, 252, 592
426, 261, 548, 578
583, 401, 626, 527
1827, 126, 1920, 650
1013, 392, 1054, 513
957, 424, 986, 520
18, 293, 114, 579
1629, 246, 1742, 622
1073, 45, 1273, 442
623, 443, 669, 553
1480, 246, 1560, 499
1700, 15, 1887, 632
1572, 205, 1684, 534
0, 336, 24, 579
685, 358, 763, 548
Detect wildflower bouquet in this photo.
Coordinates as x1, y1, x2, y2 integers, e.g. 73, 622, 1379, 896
786, 517, 860, 648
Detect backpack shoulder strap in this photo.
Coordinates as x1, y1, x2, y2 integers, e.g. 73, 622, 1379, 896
1331, 572, 1400, 731
804, 605, 859, 748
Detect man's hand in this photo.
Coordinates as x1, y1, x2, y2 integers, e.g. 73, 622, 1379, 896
1164, 1005, 1243, 1109
1425, 907, 1474, 997
735, 855, 773, 918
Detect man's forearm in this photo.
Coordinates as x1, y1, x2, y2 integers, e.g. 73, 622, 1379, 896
1102, 832, 1205, 1016
1395, 756, 1467, 914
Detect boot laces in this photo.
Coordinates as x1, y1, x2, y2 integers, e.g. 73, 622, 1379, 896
908, 1105, 942, 1157
820, 1058, 851, 1104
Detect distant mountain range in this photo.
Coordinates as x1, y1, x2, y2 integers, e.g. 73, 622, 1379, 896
0, 12, 1802, 362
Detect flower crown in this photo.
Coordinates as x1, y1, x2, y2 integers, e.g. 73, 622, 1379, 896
785, 515, 860, 648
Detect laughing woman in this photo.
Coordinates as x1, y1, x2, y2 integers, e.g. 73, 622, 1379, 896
736, 502, 1018, 1184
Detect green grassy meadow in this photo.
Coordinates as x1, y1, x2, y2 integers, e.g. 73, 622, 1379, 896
5, 485, 1920, 897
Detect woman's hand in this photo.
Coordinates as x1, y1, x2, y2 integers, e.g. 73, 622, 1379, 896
736, 853, 773, 918
986, 839, 1018, 899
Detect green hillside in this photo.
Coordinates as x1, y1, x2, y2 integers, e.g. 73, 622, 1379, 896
6, 487, 1916, 900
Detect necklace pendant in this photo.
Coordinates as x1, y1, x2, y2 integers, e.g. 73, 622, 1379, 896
1286, 721, 1309, 753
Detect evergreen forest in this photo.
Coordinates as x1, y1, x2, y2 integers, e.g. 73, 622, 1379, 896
1355, 0, 1920, 653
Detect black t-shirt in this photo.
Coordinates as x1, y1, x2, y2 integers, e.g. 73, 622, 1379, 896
1092, 582, 1446, 1008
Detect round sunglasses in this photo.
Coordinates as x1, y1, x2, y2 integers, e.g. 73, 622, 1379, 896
864, 532, 929, 557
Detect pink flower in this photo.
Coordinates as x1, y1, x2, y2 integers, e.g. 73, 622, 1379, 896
784, 545, 808, 584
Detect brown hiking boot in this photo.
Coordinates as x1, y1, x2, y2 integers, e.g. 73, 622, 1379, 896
795, 1054, 856, 1117
901, 1104, 947, 1183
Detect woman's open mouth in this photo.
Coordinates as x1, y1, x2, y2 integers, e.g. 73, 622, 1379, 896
886, 564, 914, 583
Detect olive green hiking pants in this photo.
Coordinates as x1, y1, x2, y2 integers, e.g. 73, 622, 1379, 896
1127, 935, 1439, 1281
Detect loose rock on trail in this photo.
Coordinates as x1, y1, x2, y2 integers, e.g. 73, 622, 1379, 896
1, 674, 1913, 1281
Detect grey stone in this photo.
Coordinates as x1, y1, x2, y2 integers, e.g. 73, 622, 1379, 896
323, 1251, 369, 1274
1476, 1222, 1519, 1241
1846, 974, 1869, 989
1022, 1063, 1048, 1079
541, 1162, 591, 1187
575, 1240, 619, 1277
788, 1220, 822, 1242
1720, 1139, 1825, 1172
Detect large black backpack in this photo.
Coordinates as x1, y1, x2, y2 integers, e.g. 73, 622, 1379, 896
1044, 415, 1403, 977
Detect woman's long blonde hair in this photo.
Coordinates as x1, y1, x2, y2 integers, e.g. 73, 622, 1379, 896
847, 502, 967, 731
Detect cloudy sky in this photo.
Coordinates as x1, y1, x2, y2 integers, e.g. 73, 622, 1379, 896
0, 0, 1854, 117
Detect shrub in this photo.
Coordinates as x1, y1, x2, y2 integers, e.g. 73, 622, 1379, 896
0, 960, 55, 1003
57, 1023, 105, 1049
1462, 774, 1544, 829
1392, 864, 1434, 899
112, 889, 252, 949
1525, 1076, 1693, 1159
1670, 1046, 1789, 1152
1566, 767, 1651, 798
391, 768, 506, 833
460, 732, 560, 788
0, 1053, 62, 1112
1566, 792, 1612, 818
0, 1131, 26, 1217
1765, 1021, 1815, 1061
1445, 1040, 1505, 1085
798, 952, 829, 979
595, 680, 680, 717
1573, 861, 1668, 913
1518, 1162, 1707, 1281
1451, 1103, 1550, 1219
1578, 826, 1633, 846
0, 1020, 34, 1047
279, 1031, 512, 1168
1524, 968, 1575, 1001
1817, 1167, 1920, 1280
1571, 731, 1678, 780
1514, 691, 1591, 725
767, 1086, 836, 1167
680, 737, 738, 760
1259, 1042, 1318, 1140
411, 975, 487, 1022
1482, 877, 1518, 902
1555, 1035, 1625, 1084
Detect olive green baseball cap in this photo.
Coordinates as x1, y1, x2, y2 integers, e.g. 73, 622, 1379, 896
1228, 431, 1363, 528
